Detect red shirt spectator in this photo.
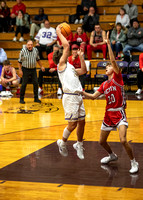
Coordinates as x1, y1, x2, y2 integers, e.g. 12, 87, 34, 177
73, 26, 89, 53
11, 0, 26, 16
48, 52, 57, 70
139, 53, 143, 71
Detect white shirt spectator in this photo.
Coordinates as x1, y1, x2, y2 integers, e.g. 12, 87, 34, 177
116, 14, 130, 27
0, 48, 7, 64
35, 27, 57, 45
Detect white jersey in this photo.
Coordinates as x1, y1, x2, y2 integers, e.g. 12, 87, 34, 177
58, 62, 82, 94
34, 27, 57, 45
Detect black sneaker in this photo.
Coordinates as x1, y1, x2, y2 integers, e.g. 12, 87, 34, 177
20, 99, 25, 104
34, 99, 41, 103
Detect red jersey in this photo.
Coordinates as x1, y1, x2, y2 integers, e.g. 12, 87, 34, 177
48, 52, 57, 70
139, 53, 143, 70
98, 71, 126, 111
73, 32, 89, 44
11, 3, 26, 16
68, 55, 81, 69
4, 67, 19, 79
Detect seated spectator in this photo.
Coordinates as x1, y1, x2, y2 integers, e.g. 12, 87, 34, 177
0, 48, 7, 65
68, 44, 86, 90
0, 0, 10, 32
116, 8, 130, 28
38, 44, 62, 96
135, 53, 143, 95
110, 23, 127, 60
123, 0, 138, 26
0, 60, 20, 95
73, 26, 89, 54
30, 8, 48, 40
10, 0, 26, 32
123, 19, 143, 60
74, 0, 97, 24
87, 24, 107, 60
35, 20, 57, 59
57, 32, 73, 49
82, 6, 99, 33
13, 10, 30, 42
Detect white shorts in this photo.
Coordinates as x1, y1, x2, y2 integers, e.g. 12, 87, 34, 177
101, 119, 128, 131
62, 93, 85, 122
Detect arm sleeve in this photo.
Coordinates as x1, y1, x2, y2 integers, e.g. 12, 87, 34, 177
18, 50, 23, 63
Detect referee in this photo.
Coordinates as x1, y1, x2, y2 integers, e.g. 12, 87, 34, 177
18, 40, 45, 104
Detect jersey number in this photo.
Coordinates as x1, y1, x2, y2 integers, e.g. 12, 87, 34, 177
108, 94, 115, 104
42, 32, 52, 38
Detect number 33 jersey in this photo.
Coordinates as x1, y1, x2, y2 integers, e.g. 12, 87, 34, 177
98, 71, 126, 111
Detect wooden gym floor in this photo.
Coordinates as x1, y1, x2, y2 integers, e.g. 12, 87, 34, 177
0, 85, 143, 200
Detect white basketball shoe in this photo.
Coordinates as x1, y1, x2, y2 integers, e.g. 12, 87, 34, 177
57, 139, 68, 157
73, 142, 84, 160
129, 159, 139, 174
100, 153, 118, 164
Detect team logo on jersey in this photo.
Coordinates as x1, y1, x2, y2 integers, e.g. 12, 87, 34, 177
105, 86, 117, 94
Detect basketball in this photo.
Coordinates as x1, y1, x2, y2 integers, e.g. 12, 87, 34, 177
60, 23, 71, 37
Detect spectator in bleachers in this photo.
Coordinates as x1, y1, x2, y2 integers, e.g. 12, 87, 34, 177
0, 60, 20, 95
116, 8, 130, 28
35, 20, 57, 59
87, 24, 107, 60
57, 32, 73, 49
13, 10, 30, 42
38, 44, 62, 96
74, 0, 97, 24
30, 8, 48, 40
68, 44, 86, 90
123, 19, 143, 60
0, 48, 7, 65
73, 26, 89, 55
123, 0, 138, 26
110, 23, 127, 60
10, 0, 26, 32
0, 0, 10, 32
82, 6, 99, 33
135, 53, 143, 95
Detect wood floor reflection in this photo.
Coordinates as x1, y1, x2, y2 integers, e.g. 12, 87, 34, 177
0, 91, 143, 200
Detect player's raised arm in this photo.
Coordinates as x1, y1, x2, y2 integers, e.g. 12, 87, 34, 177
106, 31, 119, 74
76, 49, 87, 75
56, 25, 70, 66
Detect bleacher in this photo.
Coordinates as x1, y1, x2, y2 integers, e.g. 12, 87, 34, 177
0, 0, 142, 88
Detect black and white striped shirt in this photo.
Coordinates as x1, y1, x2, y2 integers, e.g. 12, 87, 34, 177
18, 46, 40, 69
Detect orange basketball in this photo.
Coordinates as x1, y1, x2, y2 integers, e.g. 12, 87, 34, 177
60, 23, 71, 37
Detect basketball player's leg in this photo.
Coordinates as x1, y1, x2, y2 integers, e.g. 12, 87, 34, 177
73, 119, 85, 160
118, 124, 139, 173
57, 121, 77, 157
99, 129, 118, 164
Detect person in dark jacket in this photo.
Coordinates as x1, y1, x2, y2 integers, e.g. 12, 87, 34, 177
82, 7, 99, 33
123, 19, 143, 58
74, 0, 96, 24
0, 0, 10, 32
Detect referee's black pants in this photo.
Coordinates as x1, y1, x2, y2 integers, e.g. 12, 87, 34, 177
20, 67, 38, 100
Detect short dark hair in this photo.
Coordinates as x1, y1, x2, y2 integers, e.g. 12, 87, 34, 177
106, 61, 112, 67
53, 49, 63, 64
3, 59, 11, 66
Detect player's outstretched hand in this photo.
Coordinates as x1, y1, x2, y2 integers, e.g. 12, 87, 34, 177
56, 25, 61, 35
77, 48, 84, 57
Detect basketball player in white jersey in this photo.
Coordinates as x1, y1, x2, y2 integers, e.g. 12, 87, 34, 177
83, 32, 139, 173
53, 25, 87, 159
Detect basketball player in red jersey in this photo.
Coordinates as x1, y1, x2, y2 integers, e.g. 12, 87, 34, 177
83, 32, 139, 174
0, 60, 20, 94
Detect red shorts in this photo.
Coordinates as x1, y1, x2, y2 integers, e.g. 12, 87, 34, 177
103, 110, 127, 127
